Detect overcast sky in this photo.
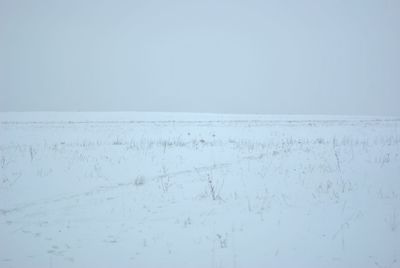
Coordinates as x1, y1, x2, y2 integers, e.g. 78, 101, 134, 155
1, 0, 399, 115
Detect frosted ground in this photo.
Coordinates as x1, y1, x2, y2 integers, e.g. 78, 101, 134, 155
0, 112, 399, 268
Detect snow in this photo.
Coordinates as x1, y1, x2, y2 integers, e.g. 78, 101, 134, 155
1, 112, 399, 268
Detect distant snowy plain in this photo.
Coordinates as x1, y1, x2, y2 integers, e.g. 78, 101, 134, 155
0, 113, 399, 268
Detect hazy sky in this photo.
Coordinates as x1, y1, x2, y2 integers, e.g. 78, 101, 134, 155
1, 0, 399, 115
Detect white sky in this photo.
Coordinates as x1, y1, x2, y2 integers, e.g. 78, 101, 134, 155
1, 0, 399, 115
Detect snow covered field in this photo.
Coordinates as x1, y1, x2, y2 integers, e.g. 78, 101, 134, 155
0, 113, 399, 268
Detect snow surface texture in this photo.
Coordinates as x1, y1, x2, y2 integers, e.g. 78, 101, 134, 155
0, 113, 399, 268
